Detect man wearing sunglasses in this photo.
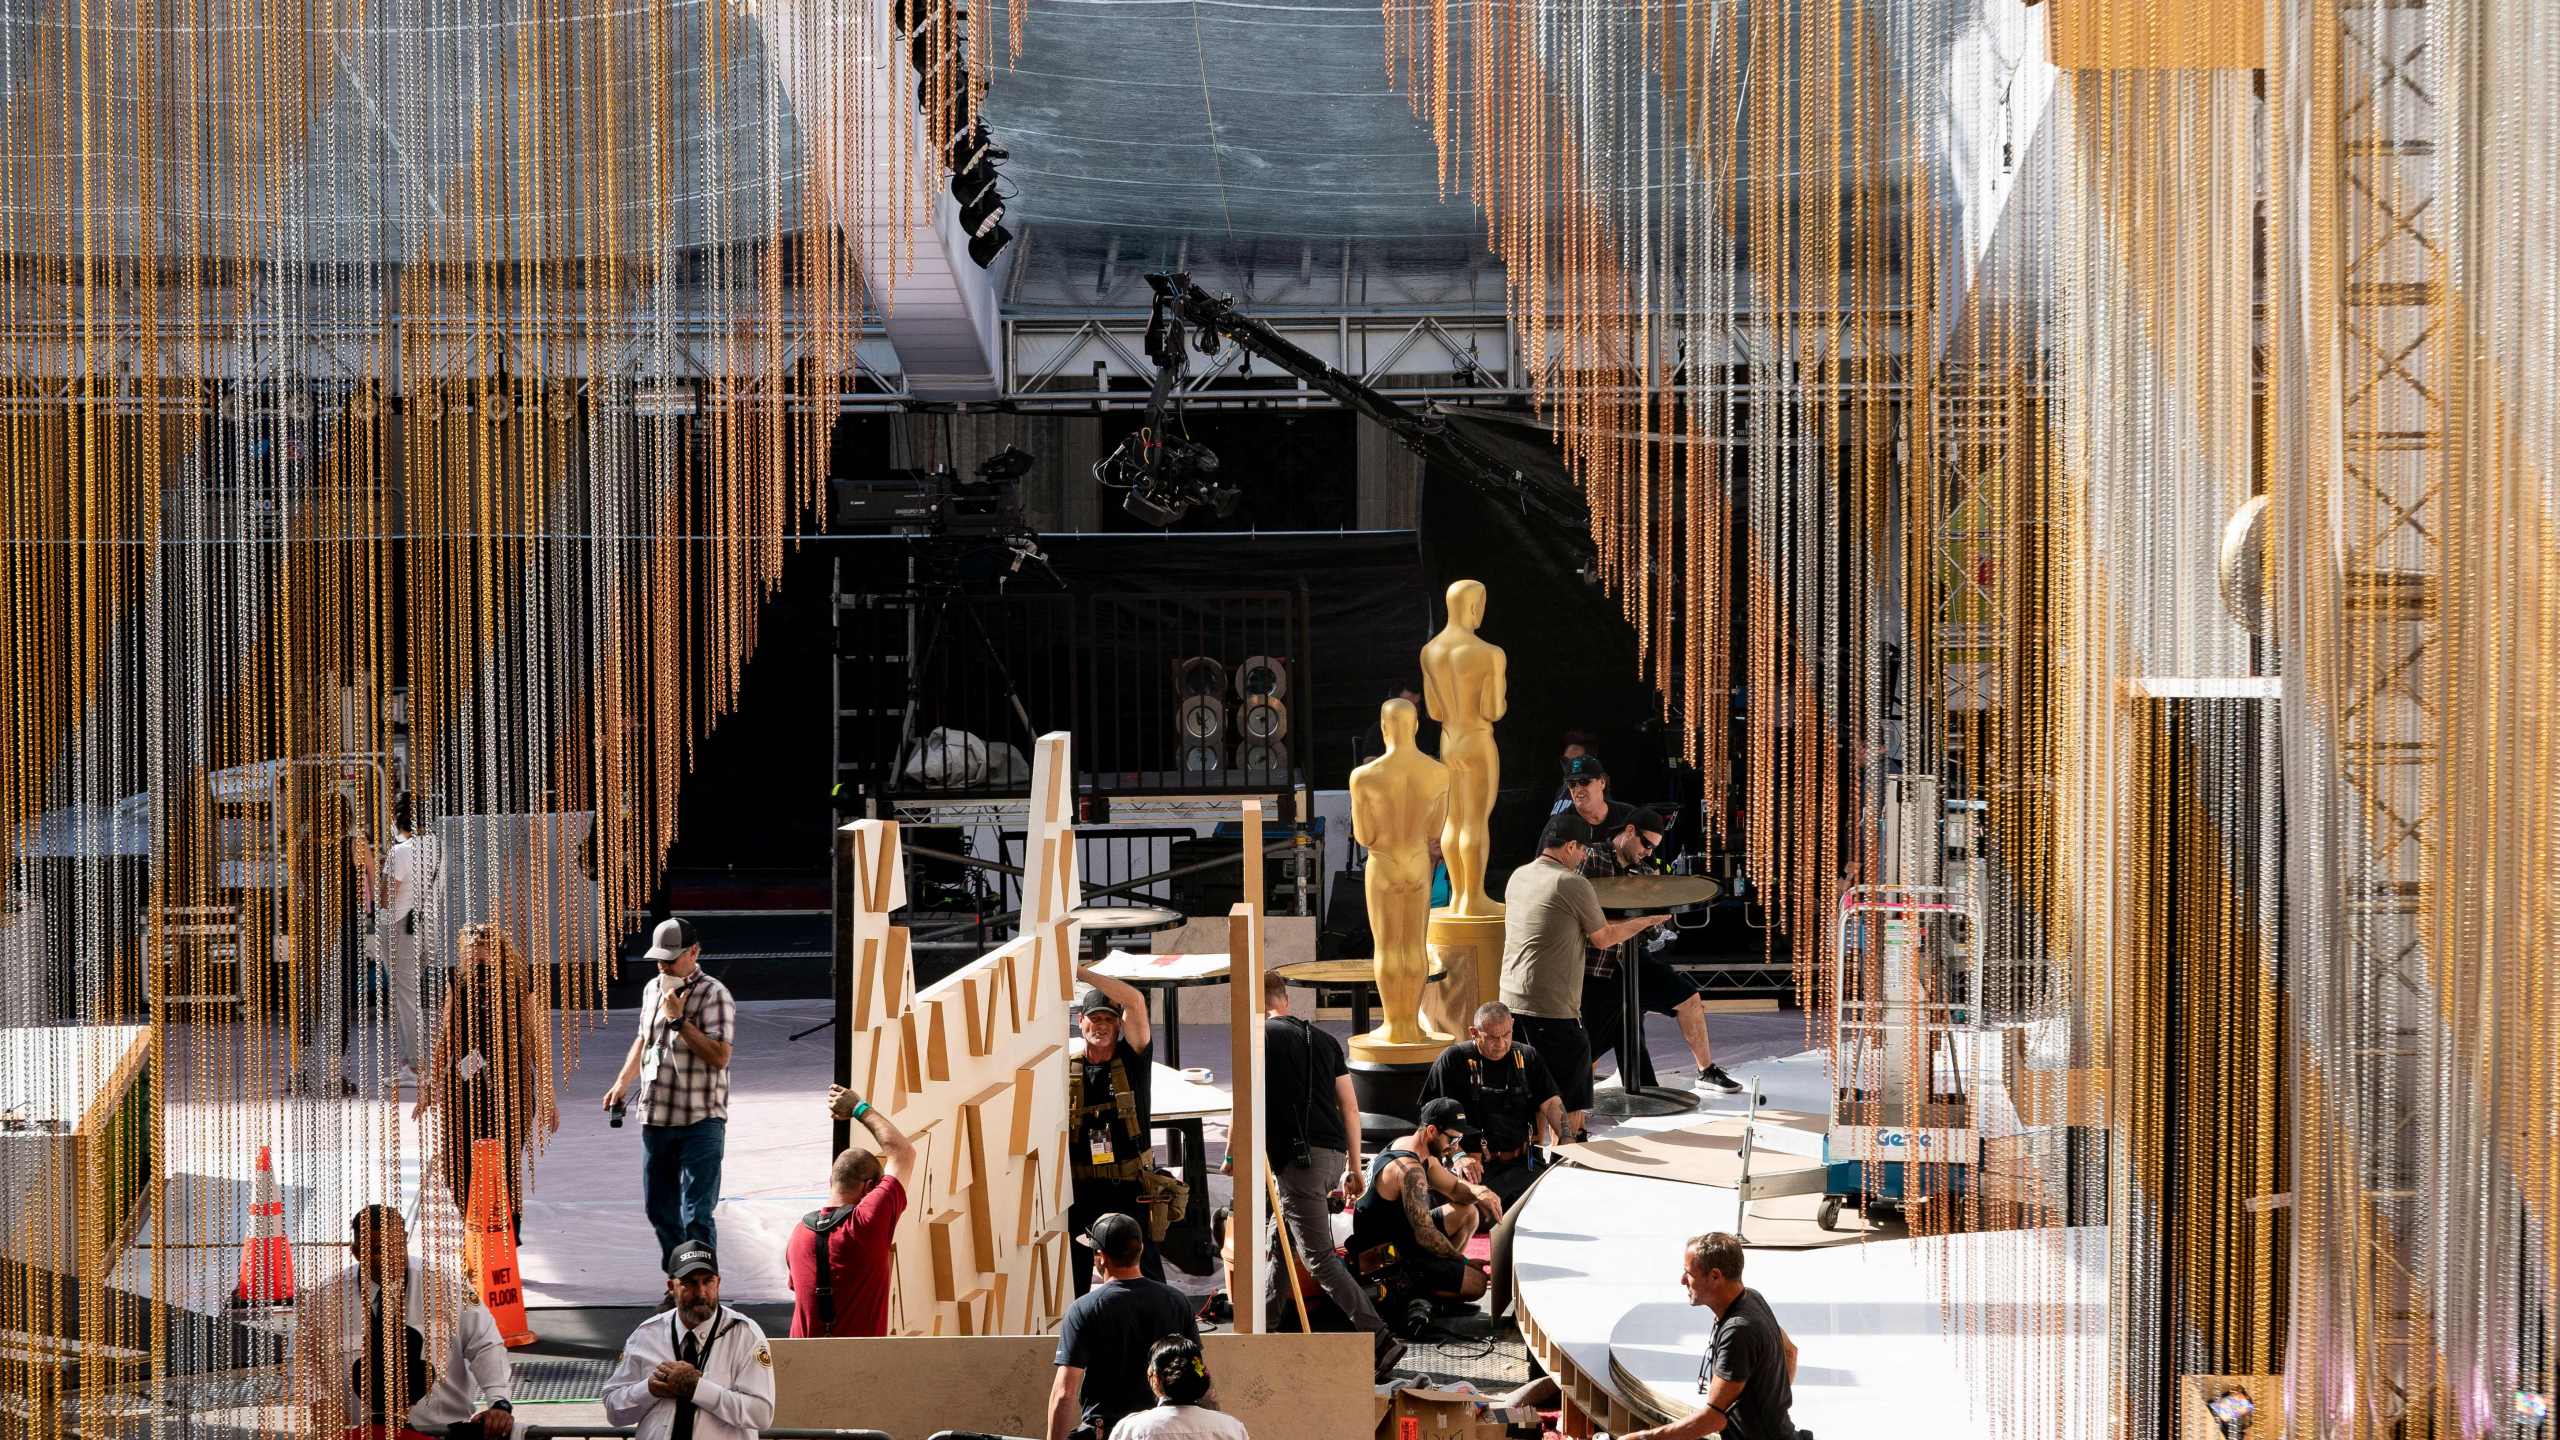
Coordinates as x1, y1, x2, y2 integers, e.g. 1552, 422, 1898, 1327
604, 916, 738, 1269
1563, 758, 1741, 1096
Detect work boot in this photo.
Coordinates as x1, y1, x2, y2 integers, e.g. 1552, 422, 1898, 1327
1373, 1334, 1407, 1379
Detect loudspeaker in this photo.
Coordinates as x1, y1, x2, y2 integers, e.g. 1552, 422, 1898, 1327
1177, 693, 1227, 741
1235, 698, 1290, 742
1180, 741, 1226, 776
1238, 738, 1291, 778
1175, 656, 1228, 697
1234, 655, 1290, 702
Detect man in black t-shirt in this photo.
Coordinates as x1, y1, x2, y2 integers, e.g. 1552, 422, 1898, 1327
1418, 1000, 1566, 1208
1046, 1213, 1201, 1440
1622, 1232, 1801, 1440
1260, 971, 1396, 1364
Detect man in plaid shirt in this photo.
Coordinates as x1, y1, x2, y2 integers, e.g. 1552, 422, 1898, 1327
604, 916, 738, 1267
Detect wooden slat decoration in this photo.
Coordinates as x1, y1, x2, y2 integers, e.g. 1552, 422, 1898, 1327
832, 735, 1081, 1337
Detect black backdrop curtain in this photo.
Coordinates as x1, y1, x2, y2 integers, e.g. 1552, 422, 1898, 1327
1418, 412, 1672, 898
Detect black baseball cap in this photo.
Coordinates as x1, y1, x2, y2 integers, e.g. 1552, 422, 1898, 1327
1561, 754, 1609, 782
1622, 806, 1672, 837
1075, 986, 1123, 1018
645, 916, 700, 963
666, 1241, 719, 1279
1075, 1212, 1146, 1265
1420, 1098, 1475, 1137
1539, 812, 1597, 851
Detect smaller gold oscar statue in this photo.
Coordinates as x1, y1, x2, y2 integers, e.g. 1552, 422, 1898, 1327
1420, 578, 1510, 1036
1348, 699, 1452, 1062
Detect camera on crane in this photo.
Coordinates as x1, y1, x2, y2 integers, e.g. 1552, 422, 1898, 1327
1093, 272, 1240, 526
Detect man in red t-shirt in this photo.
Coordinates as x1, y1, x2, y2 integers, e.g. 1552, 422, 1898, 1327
787, 1086, 918, 1337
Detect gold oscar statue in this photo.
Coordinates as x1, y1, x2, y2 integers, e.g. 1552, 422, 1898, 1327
1348, 699, 1452, 1062
1421, 579, 1506, 916
1420, 578, 1509, 1036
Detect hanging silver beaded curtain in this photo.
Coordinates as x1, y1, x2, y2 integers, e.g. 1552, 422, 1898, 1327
0, 0, 1023, 1427
1378, 0, 1927, 1040
2265, 0, 2560, 1435
1375, 3, 2307, 1439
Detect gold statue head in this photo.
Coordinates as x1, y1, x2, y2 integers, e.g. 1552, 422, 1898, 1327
1379, 696, 1420, 748
1445, 578, 1486, 629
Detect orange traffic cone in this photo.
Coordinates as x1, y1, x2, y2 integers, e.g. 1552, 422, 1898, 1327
229, 1144, 296, 1307
461, 1138, 536, 1347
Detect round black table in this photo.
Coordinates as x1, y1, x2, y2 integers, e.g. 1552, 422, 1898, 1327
1585, 873, 1722, 1119
1069, 903, 1186, 951
1270, 957, 1451, 1035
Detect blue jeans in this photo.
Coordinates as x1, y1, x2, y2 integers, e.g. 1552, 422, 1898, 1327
641, 1118, 725, 1267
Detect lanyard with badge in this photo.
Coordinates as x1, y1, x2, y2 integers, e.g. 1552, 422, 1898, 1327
1082, 1055, 1118, 1166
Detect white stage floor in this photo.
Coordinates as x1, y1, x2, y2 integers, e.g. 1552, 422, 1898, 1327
1513, 1049, 2109, 1440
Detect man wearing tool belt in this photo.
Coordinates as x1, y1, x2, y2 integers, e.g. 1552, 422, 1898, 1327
1562, 757, 1742, 1096
1419, 1000, 1568, 1209
1067, 967, 1169, 1294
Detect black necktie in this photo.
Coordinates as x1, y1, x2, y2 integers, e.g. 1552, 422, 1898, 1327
671, 1329, 702, 1440
362, 1292, 389, 1422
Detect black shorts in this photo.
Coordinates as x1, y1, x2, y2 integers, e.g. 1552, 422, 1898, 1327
1511, 1013, 1593, 1112
1581, 952, 1703, 1050
1398, 1247, 1472, 1300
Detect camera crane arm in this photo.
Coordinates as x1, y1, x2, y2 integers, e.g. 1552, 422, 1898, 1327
1144, 271, 1585, 526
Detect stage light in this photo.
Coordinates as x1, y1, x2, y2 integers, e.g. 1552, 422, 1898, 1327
967, 221, 1014, 269
948, 123, 1007, 172
958, 188, 1004, 238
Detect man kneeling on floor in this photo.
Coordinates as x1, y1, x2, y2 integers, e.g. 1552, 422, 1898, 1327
1348, 1098, 1499, 1333
1621, 1232, 1804, 1440
1418, 1001, 1566, 1210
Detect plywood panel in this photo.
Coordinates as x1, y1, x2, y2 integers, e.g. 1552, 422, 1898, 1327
832, 737, 1081, 1338
770, 1332, 1373, 1440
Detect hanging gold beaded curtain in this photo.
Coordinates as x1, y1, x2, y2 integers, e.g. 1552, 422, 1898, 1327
1381, 0, 1906, 1018
0, 0, 973, 1426
2264, 0, 2560, 1433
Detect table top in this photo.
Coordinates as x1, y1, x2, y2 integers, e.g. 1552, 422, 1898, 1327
1094, 950, 1232, 985
1070, 903, 1186, 934
1273, 957, 1450, 987
1586, 873, 1722, 915
1151, 1062, 1232, 1122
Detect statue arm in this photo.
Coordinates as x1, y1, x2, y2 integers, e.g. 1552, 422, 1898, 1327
1487, 647, 1508, 722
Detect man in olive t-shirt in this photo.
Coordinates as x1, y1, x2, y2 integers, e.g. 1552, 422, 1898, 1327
1496, 812, 1673, 1139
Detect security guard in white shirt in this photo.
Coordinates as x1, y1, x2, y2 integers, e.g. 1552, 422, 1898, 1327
291, 1204, 515, 1437
602, 1241, 777, 1440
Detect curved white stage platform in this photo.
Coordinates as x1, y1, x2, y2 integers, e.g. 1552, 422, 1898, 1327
1513, 1123, 2107, 1437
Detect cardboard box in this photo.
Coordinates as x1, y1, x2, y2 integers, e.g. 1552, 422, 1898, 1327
1378, 1384, 1513, 1440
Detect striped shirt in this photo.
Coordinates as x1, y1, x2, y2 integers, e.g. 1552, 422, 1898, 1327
638, 970, 735, 1127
